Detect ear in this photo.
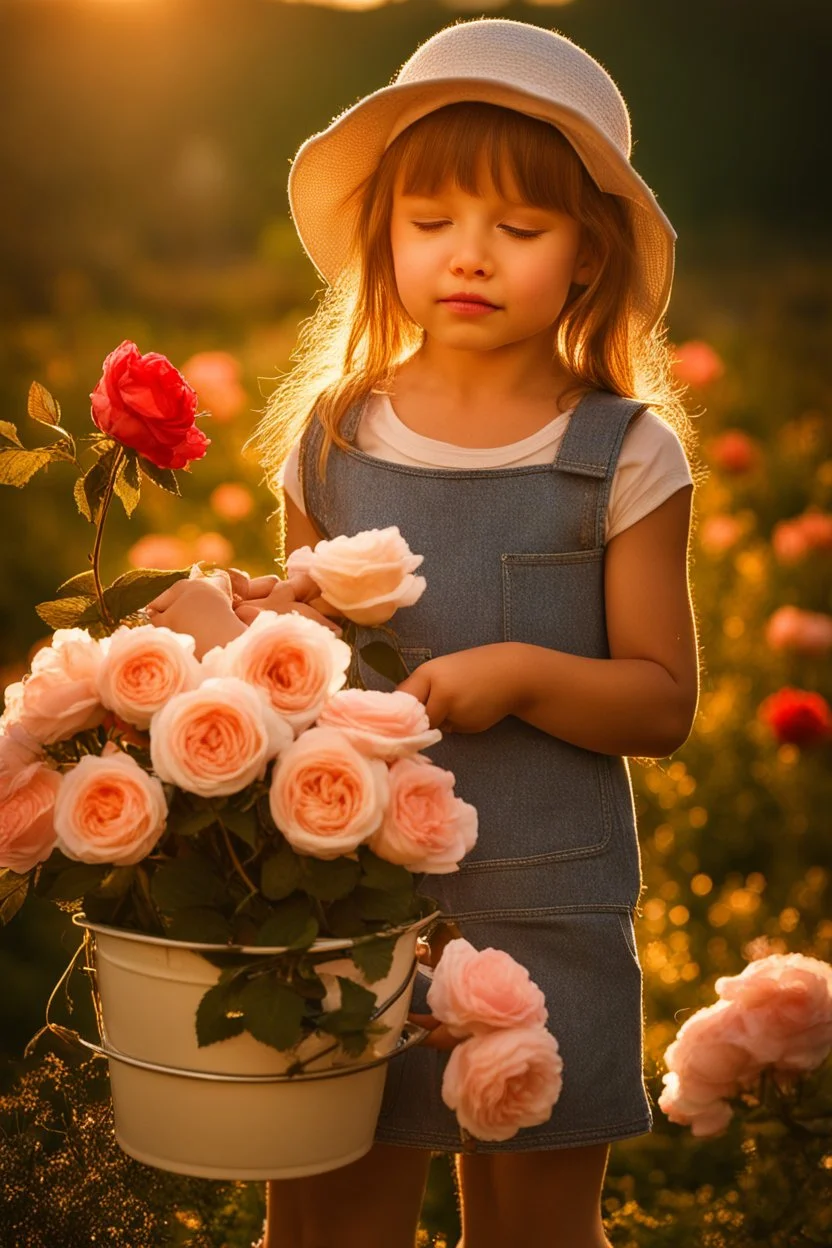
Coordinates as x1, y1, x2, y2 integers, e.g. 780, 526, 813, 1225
572, 236, 600, 287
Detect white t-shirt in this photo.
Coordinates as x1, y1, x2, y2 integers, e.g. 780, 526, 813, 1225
279, 392, 693, 542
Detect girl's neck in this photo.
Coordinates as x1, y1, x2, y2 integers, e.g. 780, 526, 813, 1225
393, 331, 581, 412
386, 333, 588, 449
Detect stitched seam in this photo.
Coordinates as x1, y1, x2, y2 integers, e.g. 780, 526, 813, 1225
374, 1117, 653, 1149
437, 903, 633, 921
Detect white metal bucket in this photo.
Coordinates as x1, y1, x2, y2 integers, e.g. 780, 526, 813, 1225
72, 912, 437, 1179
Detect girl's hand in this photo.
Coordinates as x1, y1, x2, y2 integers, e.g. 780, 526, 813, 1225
409, 922, 467, 1051
145, 575, 245, 658
408, 1012, 465, 1052
233, 571, 344, 638
396, 643, 523, 734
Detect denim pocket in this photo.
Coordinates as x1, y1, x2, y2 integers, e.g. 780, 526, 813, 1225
399, 646, 433, 672
501, 549, 608, 657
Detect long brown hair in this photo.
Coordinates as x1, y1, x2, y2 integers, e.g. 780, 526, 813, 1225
250, 101, 702, 558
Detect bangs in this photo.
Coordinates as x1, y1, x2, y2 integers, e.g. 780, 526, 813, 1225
391, 101, 589, 213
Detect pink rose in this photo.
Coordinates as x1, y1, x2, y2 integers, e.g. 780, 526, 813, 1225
658, 1072, 734, 1138
16, 629, 106, 745
203, 611, 350, 735
426, 938, 547, 1039
97, 624, 202, 729
0, 764, 61, 872
765, 606, 832, 657
269, 726, 389, 858
54, 747, 167, 865
442, 1026, 564, 1142
0, 730, 42, 803
368, 756, 477, 874
317, 689, 442, 760
286, 527, 425, 625
662, 1001, 764, 1104
150, 677, 293, 798
715, 953, 832, 1072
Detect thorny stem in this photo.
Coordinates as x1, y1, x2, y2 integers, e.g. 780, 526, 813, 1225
90, 446, 125, 629
219, 820, 258, 896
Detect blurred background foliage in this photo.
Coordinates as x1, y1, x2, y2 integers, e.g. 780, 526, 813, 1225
1, 0, 831, 1244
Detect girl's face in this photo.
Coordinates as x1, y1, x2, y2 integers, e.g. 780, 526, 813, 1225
389, 157, 596, 354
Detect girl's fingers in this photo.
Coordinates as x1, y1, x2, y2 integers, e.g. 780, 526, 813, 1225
408, 1014, 462, 1051
146, 581, 186, 612
226, 568, 252, 599
286, 571, 323, 603
234, 603, 260, 625
245, 574, 284, 599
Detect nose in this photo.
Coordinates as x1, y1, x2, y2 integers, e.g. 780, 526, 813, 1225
449, 230, 493, 279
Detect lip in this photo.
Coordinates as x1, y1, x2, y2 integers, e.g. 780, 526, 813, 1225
440, 292, 498, 307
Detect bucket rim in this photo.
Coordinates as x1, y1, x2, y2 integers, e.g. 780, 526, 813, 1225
72, 907, 442, 954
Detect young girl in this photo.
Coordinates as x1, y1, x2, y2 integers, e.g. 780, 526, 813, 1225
148, 17, 701, 1248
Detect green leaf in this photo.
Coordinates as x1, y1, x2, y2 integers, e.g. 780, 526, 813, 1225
0, 421, 23, 448
0, 447, 54, 488
82, 443, 119, 520
299, 854, 361, 902
73, 475, 92, 521
238, 975, 305, 1051
27, 380, 62, 427
41, 864, 109, 903
255, 894, 317, 948
150, 858, 228, 912
166, 907, 233, 944
325, 896, 370, 938
358, 848, 414, 894
114, 450, 141, 517
169, 805, 219, 838
196, 981, 246, 1047
260, 843, 303, 901
35, 594, 99, 630
95, 866, 136, 899
359, 641, 410, 685
355, 886, 416, 925
103, 567, 190, 623
349, 934, 396, 984
55, 571, 98, 599
317, 977, 377, 1038
0, 871, 30, 925
218, 805, 259, 851
138, 456, 181, 496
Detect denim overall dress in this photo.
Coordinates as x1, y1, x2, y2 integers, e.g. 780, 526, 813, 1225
298, 388, 654, 1152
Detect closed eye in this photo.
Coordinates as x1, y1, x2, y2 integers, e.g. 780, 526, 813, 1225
411, 221, 544, 239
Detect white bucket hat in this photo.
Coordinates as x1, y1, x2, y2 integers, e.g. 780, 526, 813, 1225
288, 17, 676, 334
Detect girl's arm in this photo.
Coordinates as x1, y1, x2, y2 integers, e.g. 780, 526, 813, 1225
512, 484, 699, 756
397, 486, 698, 759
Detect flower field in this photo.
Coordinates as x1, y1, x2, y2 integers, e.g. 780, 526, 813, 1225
0, 239, 830, 1245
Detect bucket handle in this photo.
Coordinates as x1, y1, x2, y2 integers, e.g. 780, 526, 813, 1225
34, 937, 432, 1080
71, 1017, 430, 1083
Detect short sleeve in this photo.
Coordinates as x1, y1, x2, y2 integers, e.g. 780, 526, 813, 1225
277, 441, 307, 516
607, 409, 694, 541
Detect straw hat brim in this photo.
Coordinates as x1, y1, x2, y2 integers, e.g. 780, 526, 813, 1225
288, 77, 677, 333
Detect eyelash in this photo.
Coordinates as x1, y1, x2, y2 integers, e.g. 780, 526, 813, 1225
412, 222, 544, 240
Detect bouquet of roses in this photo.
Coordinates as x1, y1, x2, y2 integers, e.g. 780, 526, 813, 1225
0, 342, 478, 1064
658, 950, 832, 1137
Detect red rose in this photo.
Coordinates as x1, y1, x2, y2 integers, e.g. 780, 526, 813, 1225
90, 340, 210, 470
757, 687, 832, 747
707, 430, 760, 475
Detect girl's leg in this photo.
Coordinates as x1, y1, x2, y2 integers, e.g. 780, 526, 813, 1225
262, 1141, 433, 1248
454, 1142, 613, 1248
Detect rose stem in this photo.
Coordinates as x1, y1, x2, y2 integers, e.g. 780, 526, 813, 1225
219, 820, 258, 895
90, 446, 125, 630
